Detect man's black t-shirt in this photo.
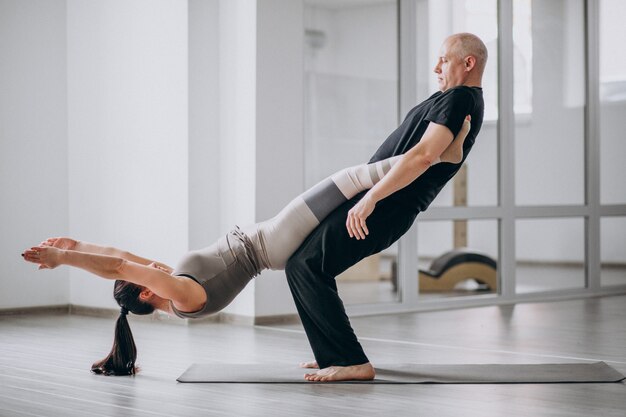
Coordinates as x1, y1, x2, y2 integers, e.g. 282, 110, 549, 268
368, 85, 484, 212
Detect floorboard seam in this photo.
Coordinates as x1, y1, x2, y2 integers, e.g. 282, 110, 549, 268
255, 325, 626, 365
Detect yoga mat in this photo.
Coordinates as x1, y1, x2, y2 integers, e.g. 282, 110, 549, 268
177, 361, 625, 384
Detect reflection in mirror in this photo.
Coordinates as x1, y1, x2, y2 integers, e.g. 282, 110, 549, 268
514, 0, 585, 206
304, 0, 399, 305
416, 219, 499, 300
336, 243, 400, 305
516, 218, 585, 294
601, 217, 626, 287
599, 0, 626, 204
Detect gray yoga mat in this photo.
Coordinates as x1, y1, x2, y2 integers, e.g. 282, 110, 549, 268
177, 361, 625, 384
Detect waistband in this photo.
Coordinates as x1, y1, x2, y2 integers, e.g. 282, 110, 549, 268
217, 234, 237, 266
226, 226, 270, 278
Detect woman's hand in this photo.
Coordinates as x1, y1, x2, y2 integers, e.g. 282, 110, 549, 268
346, 194, 376, 240
22, 246, 64, 270
148, 262, 173, 274
40, 237, 77, 250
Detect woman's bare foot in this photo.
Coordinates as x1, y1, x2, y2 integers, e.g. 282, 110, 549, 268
440, 115, 471, 164
299, 361, 318, 369
304, 362, 375, 382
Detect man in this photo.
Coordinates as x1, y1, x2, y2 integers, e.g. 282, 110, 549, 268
285, 33, 488, 382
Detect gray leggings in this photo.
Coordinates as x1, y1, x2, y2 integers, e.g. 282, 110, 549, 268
171, 155, 402, 318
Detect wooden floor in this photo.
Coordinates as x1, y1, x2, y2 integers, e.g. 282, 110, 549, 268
1, 295, 625, 417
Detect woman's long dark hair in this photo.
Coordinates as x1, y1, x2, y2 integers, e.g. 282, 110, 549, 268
91, 280, 155, 376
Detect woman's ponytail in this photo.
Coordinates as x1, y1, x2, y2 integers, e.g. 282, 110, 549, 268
91, 307, 138, 375
91, 280, 155, 375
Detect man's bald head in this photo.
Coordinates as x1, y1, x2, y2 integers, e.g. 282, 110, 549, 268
445, 33, 488, 76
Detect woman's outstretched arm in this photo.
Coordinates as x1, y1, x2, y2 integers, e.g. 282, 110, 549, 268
41, 237, 174, 273
22, 246, 204, 309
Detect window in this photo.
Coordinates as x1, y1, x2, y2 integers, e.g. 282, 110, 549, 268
514, 0, 585, 206
599, 0, 626, 204
304, 0, 400, 305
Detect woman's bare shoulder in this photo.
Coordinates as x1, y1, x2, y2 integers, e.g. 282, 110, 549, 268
171, 275, 206, 313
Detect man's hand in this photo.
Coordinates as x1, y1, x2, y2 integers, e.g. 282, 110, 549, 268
344, 118, 467, 240
40, 237, 77, 251
22, 246, 64, 270
346, 194, 376, 240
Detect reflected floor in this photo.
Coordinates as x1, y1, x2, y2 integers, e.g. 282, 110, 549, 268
337, 265, 626, 305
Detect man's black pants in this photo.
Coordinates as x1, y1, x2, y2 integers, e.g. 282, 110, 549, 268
285, 194, 418, 369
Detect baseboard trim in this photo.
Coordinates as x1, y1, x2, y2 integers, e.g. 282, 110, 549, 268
253, 313, 301, 326
187, 312, 301, 326
69, 304, 118, 319
0, 305, 69, 316
69, 304, 189, 325
0, 304, 300, 327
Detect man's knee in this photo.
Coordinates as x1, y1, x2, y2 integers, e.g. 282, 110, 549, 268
285, 252, 308, 282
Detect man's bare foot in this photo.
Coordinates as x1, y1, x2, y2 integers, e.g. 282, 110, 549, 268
299, 361, 318, 369
304, 362, 375, 382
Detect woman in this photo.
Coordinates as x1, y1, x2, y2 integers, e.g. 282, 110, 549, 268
22, 118, 470, 376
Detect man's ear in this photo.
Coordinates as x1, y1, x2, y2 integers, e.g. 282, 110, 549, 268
465, 55, 476, 72
139, 288, 153, 301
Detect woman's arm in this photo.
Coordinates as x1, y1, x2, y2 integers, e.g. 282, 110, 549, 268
41, 237, 174, 273
22, 246, 202, 307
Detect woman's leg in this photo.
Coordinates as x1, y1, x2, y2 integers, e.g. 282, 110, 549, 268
256, 155, 402, 270
254, 117, 471, 270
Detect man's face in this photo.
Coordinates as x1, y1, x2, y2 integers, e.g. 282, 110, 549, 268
433, 39, 467, 91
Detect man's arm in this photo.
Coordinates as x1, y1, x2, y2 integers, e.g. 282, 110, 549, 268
346, 121, 455, 240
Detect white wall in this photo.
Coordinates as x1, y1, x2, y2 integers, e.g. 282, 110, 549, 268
217, 0, 258, 317
254, 0, 304, 317
67, 0, 189, 309
217, 0, 305, 318
189, 0, 221, 248
0, 0, 304, 318
0, 0, 69, 309
303, 3, 398, 189
217, 0, 257, 237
